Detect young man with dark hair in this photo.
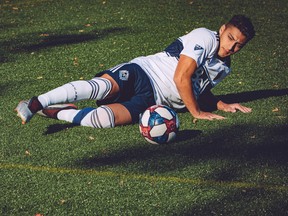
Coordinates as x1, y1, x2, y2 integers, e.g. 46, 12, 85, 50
15, 15, 255, 128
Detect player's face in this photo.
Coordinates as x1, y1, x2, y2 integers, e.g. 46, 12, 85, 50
218, 24, 247, 58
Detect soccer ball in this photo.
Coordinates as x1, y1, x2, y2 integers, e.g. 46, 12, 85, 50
139, 105, 179, 144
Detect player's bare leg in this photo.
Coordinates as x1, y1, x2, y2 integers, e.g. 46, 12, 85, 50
106, 103, 132, 126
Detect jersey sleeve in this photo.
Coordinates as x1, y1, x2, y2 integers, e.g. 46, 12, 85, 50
179, 28, 218, 67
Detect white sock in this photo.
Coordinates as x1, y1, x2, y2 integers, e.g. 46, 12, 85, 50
57, 109, 80, 123
57, 106, 115, 128
37, 77, 112, 108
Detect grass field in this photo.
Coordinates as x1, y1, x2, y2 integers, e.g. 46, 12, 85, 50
1, 0, 288, 215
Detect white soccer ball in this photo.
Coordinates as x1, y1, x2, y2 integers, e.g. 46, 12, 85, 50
139, 105, 179, 144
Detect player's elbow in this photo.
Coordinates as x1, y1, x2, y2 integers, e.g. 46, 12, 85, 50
173, 73, 190, 89
173, 73, 183, 86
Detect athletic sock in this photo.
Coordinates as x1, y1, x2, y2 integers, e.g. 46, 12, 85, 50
57, 106, 115, 128
57, 109, 80, 122
37, 77, 112, 108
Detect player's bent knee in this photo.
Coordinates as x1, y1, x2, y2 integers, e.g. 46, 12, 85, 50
89, 77, 112, 100
106, 103, 133, 126
74, 106, 115, 128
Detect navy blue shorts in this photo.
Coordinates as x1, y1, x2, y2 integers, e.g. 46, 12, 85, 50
95, 63, 155, 123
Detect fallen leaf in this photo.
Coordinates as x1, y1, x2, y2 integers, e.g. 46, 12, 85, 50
40, 33, 49, 37
119, 179, 125, 187
59, 199, 66, 205
25, 150, 31, 156
272, 84, 279, 88
73, 57, 79, 66
89, 136, 95, 140
277, 116, 286, 119
272, 108, 279, 112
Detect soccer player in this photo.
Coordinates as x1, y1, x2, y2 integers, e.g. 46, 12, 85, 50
15, 14, 255, 128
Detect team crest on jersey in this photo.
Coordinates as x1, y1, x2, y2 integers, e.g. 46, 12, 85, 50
194, 44, 203, 51
119, 70, 129, 81
194, 44, 204, 55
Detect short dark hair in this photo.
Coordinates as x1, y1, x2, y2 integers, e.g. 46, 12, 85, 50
227, 15, 255, 42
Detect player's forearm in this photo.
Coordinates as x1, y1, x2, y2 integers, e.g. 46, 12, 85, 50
182, 92, 201, 117
174, 55, 201, 117
174, 78, 201, 117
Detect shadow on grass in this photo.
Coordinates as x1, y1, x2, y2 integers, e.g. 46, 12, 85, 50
1, 26, 131, 62
74, 124, 288, 174
74, 129, 202, 169
43, 123, 77, 135
199, 88, 288, 112
178, 188, 288, 216
219, 88, 288, 103
15, 27, 130, 52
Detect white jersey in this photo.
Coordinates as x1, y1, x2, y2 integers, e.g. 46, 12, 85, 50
130, 28, 231, 110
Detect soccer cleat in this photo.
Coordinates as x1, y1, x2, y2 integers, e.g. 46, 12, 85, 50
15, 97, 41, 124
37, 104, 77, 119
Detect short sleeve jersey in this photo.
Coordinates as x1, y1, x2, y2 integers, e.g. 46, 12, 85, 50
130, 28, 231, 110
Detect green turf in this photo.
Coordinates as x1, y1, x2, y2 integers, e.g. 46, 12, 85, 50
1, 0, 288, 215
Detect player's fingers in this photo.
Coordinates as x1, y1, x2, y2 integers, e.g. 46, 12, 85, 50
210, 114, 226, 120
223, 105, 236, 113
196, 112, 225, 120
236, 104, 252, 113
244, 106, 252, 113
229, 107, 237, 113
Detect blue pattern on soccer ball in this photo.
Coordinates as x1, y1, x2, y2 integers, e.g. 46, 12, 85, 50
148, 112, 164, 127
152, 134, 169, 144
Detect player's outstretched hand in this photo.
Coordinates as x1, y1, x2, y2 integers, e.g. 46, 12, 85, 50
217, 101, 252, 113
193, 111, 226, 121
